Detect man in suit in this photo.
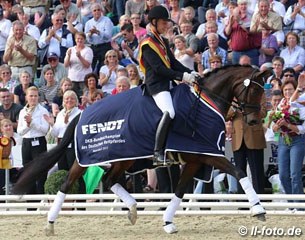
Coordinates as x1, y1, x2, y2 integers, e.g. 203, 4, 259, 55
226, 96, 267, 194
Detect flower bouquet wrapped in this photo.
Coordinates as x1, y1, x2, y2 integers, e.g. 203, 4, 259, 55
272, 106, 303, 145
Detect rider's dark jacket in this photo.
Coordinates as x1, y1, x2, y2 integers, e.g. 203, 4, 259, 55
139, 31, 192, 96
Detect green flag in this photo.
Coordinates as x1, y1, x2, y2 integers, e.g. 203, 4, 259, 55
83, 166, 104, 194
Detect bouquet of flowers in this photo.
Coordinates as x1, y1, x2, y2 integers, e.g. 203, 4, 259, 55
272, 105, 303, 145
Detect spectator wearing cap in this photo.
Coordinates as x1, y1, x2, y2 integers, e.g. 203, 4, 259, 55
20, 0, 48, 17
54, 0, 81, 23
38, 12, 74, 63
3, 20, 37, 82
84, 3, 113, 73
38, 52, 68, 87
0, 7, 11, 65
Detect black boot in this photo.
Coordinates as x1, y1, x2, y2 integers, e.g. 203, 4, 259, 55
153, 112, 172, 166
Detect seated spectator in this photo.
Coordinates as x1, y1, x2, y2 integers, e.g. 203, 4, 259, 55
201, 33, 227, 69
125, 0, 145, 17
52, 77, 73, 117
215, 0, 230, 21
126, 64, 143, 88
169, 0, 183, 25
54, 0, 81, 22
179, 6, 200, 34
14, 71, 35, 106
142, 0, 159, 25
269, 56, 285, 81
174, 35, 194, 70
0, 6, 11, 65
112, 14, 131, 46
81, 73, 103, 108
281, 67, 297, 83
130, 13, 146, 42
65, 11, 84, 36
111, 76, 131, 95
198, 54, 223, 75
196, 9, 225, 40
99, 50, 124, 96
39, 52, 68, 87
270, 77, 282, 91
0, 64, 18, 94
239, 55, 252, 66
179, 20, 199, 56
283, 1, 305, 33
280, 32, 305, 75
39, 67, 60, 112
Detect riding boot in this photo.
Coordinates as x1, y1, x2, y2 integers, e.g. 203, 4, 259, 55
153, 111, 172, 166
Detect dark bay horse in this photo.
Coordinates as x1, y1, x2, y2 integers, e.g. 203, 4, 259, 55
12, 65, 272, 235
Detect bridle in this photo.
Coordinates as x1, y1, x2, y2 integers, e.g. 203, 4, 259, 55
195, 69, 264, 116
233, 70, 264, 116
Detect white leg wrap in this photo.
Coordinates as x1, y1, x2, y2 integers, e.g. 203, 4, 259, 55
48, 191, 66, 222
111, 183, 136, 208
239, 177, 260, 206
163, 195, 182, 223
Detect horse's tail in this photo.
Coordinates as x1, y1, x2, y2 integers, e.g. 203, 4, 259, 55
12, 114, 80, 195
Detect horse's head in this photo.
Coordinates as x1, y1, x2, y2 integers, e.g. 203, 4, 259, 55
195, 65, 273, 125
234, 67, 273, 125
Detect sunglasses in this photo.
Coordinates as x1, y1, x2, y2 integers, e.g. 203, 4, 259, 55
284, 74, 294, 77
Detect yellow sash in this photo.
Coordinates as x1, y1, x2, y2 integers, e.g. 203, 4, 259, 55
138, 36, 171, 75
0, 137, 12, 169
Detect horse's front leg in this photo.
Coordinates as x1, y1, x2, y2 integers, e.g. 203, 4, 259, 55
163, 157, 202, 234
45, 160, 85, 236
104, 160, 137, 225
206, 156, 266, 221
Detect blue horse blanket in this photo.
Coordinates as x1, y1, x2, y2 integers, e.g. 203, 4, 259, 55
75, 84, 226, 180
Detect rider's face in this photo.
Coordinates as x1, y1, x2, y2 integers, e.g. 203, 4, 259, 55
156, 19, 170, 35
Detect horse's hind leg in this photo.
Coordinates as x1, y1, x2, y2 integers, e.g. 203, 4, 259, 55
163, 159, 202, 234
45, 160, 86, 236
104, 161, 138, 225
205, 156, 266, 221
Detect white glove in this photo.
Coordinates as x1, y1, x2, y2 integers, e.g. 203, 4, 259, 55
182, 72, 195, 84
191, 71, 201, 78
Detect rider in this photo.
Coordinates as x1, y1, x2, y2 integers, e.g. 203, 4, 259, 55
139, 5, 198, 165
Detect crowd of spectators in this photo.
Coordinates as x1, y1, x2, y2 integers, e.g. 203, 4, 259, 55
0, 0, 304, 203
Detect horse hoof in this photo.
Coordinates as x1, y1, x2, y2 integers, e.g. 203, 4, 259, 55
251, 204, 266, 221
44, 222, 55, 236
128, 204, 137, 225
163, 223, 178, 234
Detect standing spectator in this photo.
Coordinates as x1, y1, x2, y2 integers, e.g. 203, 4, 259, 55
125, 0, 145, 17
284, 0, 305, 33
225, 2, 259, 66
112, 14, 131, 46
3, 20, 37, 82
0, 7, 11, 65
215, 0, 230, 21
39, 52, 68, 87
20, 0, 48, 17
38, 13, 74, 64
130, 13, 147, 42
52, 77, 73, 118
17, 86, 50, 194
272, 78, 305, 202
0, 64, 18, 94
64, 32, 93, 97
201, 33, 227, 69
14, 70, 35, 106
64, 12, 84, 36
280, 32, 305, 74
0, 87, 23, 131
84, 3, 113, 73
111, 76, 130, 95
55, 0, 81, 22
174, 35, 194, 70
99, 49, 124, 96
226, 93, 267, 194
15, 12, 40, 42
77, 0, 97, 25
250, 0, 282, 33
259, 28, 278, 67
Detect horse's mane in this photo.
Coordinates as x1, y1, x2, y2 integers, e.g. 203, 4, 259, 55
197, 64, 255, 86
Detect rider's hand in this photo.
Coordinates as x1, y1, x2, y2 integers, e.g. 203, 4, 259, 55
191, 71, 201, 79
182, 72, 195, 84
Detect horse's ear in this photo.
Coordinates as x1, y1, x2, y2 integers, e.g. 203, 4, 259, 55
255, 68, 273, 83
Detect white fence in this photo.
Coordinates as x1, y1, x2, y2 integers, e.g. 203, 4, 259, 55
1, 194, 305, 216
